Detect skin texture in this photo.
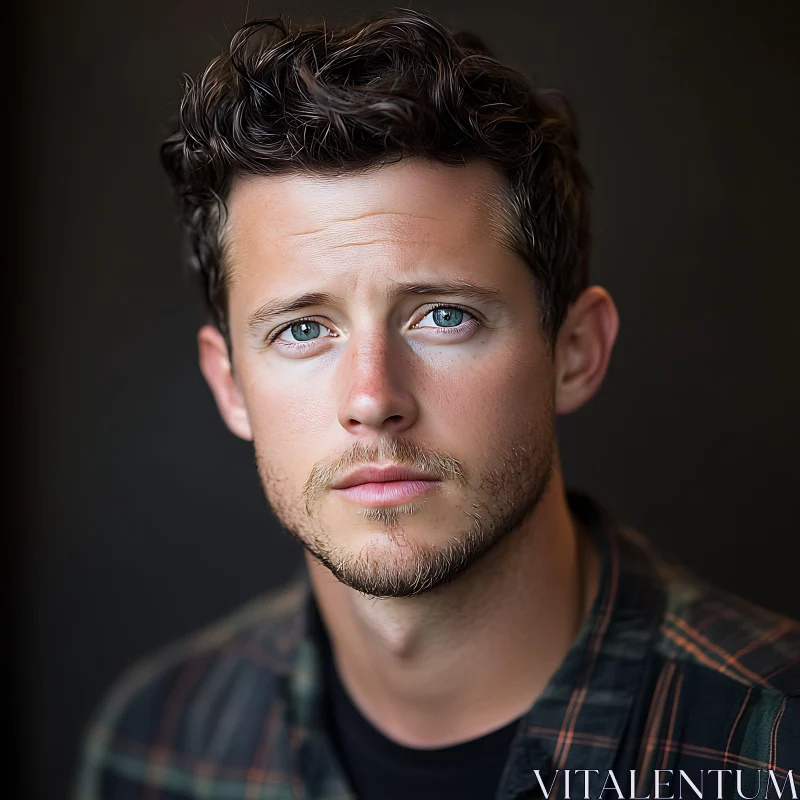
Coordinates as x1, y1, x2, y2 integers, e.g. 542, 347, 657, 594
199, 158, 620, 746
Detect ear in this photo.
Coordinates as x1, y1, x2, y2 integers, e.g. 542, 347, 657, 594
197, 325, 253, 441
553, 286, 620, 415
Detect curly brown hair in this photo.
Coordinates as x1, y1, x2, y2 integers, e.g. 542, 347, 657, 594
160, 8, 590, 350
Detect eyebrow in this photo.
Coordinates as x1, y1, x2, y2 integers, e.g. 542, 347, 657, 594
246, 280, 506, 330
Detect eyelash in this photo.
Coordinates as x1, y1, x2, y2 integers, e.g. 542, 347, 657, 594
267, 303, 479, 347
267, 316, 333, 346
413, 303, 476, 331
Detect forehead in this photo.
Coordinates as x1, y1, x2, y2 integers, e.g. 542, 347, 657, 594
222, 158, 511, 272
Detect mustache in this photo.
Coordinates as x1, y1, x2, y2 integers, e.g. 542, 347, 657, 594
302, 437, 467, 514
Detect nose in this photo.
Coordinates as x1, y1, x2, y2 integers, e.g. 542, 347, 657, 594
336, 332, 419, 436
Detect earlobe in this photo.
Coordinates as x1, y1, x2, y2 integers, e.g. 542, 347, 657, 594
554, 286, 620, 415
197, 325, 253, 441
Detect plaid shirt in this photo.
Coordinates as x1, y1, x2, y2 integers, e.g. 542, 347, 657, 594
75, 491, 800, 799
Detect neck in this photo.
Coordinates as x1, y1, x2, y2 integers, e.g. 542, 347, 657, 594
306, 462, 600, 748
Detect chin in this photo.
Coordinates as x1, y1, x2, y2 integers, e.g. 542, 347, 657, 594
304, 515, 495, 599
317, 548, 471, 599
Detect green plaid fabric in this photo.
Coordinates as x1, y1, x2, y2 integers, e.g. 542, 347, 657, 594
75, 491, 800, 799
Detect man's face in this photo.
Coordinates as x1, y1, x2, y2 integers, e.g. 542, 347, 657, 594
222, 159, 556, 597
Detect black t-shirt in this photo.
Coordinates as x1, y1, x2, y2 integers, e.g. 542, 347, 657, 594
319, 616, 523, 800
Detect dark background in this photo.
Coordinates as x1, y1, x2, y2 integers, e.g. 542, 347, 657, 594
13, 0, 799, 797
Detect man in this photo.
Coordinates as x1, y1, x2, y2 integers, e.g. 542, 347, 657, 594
76, 10, 799, 800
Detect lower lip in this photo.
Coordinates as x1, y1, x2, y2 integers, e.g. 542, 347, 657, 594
335, 480, 441, 507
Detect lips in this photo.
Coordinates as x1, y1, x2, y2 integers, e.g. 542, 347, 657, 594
332, 465, 441, 490
331, 464, 442, 508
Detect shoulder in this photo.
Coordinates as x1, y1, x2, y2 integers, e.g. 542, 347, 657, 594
649, 556, 800, 765
614, 529, 800, 775
74, 574, 310, 799
653, 558, 800, 697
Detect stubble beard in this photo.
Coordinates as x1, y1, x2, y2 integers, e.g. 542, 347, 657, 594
256, 412, 555, 599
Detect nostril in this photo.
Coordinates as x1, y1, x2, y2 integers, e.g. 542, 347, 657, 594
348, 414, 403, 427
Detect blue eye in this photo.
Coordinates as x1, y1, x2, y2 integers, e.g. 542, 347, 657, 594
272, 318, 335, 350
288, 321, 321, 341
416, 306, 470, 329
432, 307, 464, 327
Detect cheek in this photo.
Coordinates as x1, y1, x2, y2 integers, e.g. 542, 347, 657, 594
239, 361, 334, 473
423, 346, 551, 441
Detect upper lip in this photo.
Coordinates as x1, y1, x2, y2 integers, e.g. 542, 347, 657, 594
332, 464, 441, 490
